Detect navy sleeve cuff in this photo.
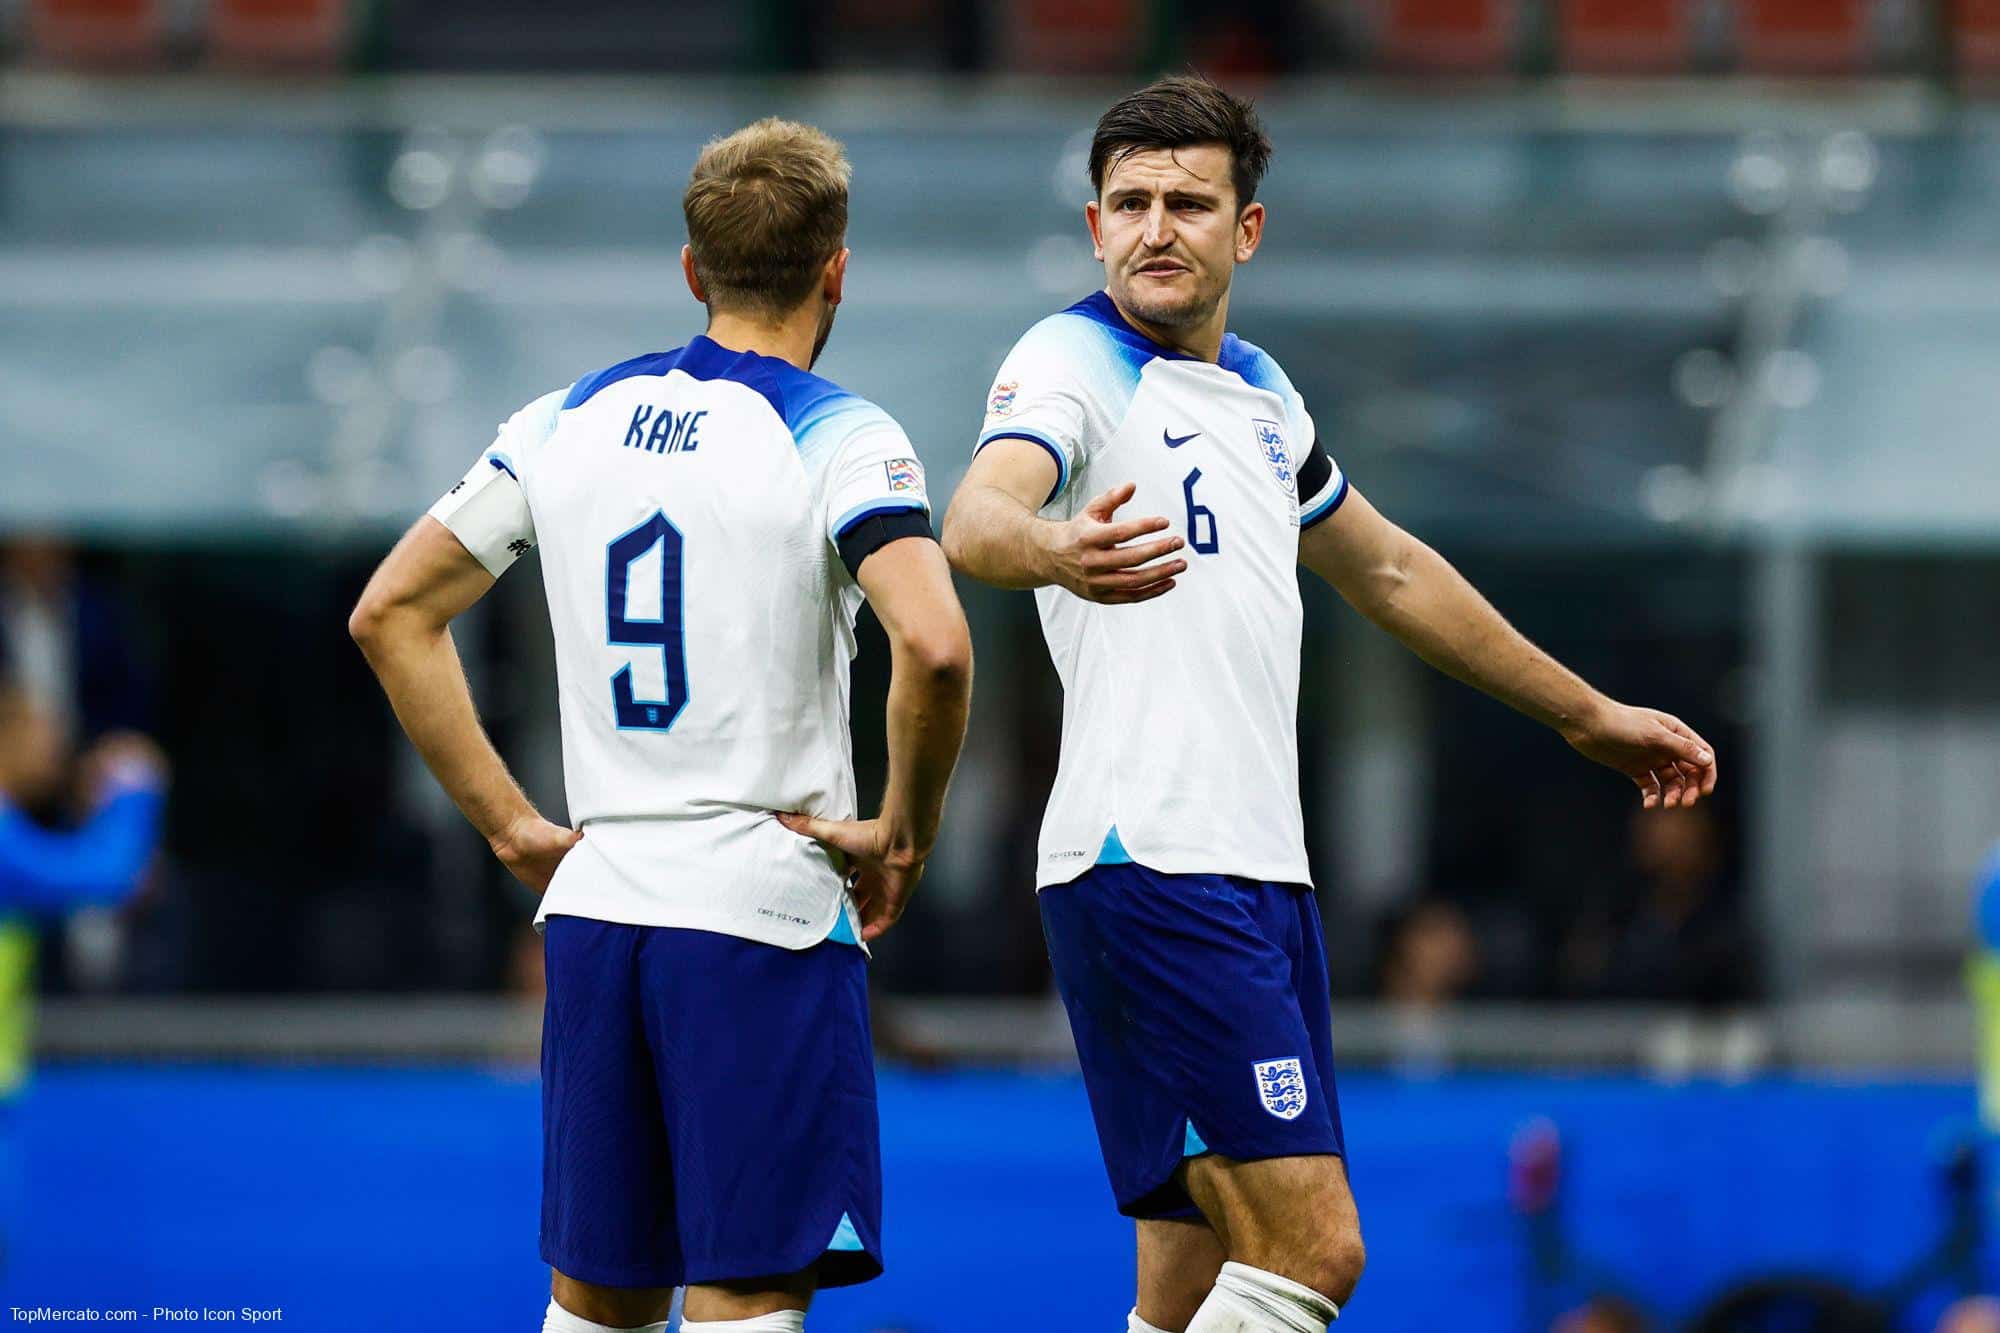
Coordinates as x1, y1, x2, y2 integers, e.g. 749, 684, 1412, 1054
838, 509, 937, 579
975, 431, 1069, 506
1300, 475, 1350, 531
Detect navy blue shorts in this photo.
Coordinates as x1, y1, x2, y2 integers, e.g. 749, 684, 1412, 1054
1039, 863, 1346, 1218
540, 916, 882, 1289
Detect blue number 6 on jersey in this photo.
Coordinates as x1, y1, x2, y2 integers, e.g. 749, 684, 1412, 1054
1183, 467, 1220, 555
606, 511, 688, 732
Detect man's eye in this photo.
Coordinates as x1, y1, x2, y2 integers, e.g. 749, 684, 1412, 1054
1118, 199, 1145, 211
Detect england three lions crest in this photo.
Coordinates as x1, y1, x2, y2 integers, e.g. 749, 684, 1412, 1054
1253, 419, 1294, 496
1253, 1057, 1308, 1121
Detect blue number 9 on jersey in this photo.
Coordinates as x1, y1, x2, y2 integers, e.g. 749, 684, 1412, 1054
606, 511, 688, 732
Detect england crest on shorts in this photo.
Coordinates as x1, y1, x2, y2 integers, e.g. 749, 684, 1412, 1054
1253, 419, 1295, 496
1253, 1057, 1308, 1121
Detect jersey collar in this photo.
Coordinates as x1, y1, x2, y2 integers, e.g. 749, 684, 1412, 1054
1068, 289, 1258, 376
1067, 290, 1201, 363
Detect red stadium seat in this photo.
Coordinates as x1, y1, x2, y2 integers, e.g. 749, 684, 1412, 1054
1954, 0, 2000, 77
1378, 0, 1515, 73
1004, 0, 1143, 74
25, 0, 162, 67
1560, 0, 1688, 74
1736, 0, 1868, 74
209, 0, 347, 69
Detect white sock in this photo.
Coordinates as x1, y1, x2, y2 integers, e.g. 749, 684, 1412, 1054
1184, 1262, 1339, 1332
1129, 1310, 1175, 1333
678, 1314, 807, 1332
540, 1298, 668, 1333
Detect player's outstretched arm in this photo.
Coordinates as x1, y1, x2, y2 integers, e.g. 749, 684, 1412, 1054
349, 516, 580, 892
1300, 485, 1718, 811
779, 536, 972, 942
940, 440, 1185, 602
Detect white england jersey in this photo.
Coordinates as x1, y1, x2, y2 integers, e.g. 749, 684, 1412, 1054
977, 292, 1347, 889
430, 336, 934, 948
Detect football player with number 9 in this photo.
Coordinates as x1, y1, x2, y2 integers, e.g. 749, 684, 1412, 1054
352, 119, 971, 1333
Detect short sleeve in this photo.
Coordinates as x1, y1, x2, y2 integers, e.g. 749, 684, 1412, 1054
974, 315, 1123, 506
818, 407, 935, 578
1231, 339, 1346, 531
429, 389, 563, 577
1290, 395, 1347, 530
1296, 444, 1347, 530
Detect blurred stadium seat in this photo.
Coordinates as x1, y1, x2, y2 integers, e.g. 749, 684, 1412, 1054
1955, 0, 2000, 77
1376, 0, 1515, 72
25, 0, 161, 67
1736, 0, 1869, 74
1559, 0, 1687, 75
207, 0, 347, 70
1003, 0, 1143, 74
375, 0, 753, 71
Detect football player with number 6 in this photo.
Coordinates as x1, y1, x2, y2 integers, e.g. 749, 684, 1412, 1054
942, 76, 1718, 1333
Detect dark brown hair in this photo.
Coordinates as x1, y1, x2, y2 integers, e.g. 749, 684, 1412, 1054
1089, 75, 1273, 207
683, 118, 851, 320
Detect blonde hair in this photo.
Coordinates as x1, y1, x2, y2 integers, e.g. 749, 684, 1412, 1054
683, 118, 851, 320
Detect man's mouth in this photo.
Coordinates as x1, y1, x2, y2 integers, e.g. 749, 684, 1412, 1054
1136, 261, 1188, 277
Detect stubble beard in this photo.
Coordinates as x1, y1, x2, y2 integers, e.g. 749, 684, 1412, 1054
1116, 266, 1225, 333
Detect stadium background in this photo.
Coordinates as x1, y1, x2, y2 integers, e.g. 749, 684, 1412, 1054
3, 1, 1999, 1329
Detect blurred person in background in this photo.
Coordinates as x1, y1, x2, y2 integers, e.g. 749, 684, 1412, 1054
0, 535, 157, 995
1563, 806, 1754, 1007
0, 683, 167, 1086
0, 681, 166, 1265
1968, 842, 2000, 1129
1377, 899, 1480, 1077
0, 536, 153, 741
353, 119, 971, 1333
943, 75, 1718, 1333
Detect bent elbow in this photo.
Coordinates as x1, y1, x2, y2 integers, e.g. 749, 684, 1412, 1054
347, 588, 413, 655
347, 597, 384, 651
1372, 563, 1411, 614
907, 629, 974, 694
1368, 545, 1419, 618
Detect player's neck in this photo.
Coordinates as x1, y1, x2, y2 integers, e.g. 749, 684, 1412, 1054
1106, 288, 1230, 363
702, 309, 822, 372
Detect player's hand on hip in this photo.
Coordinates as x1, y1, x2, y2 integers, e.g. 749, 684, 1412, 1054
489, 815, 583, 894
1563, 702, 1718, 810
777, 812, 926, 943
1043, 481, 1187, 605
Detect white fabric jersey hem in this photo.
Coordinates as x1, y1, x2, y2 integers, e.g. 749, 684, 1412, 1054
533, 890, 857, 952
1035, 847, 1316, 891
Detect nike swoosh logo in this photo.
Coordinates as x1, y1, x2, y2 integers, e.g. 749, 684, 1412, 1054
1163, 429, 1199, 449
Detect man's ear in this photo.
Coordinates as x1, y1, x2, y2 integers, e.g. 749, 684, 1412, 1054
824, 247, 850, 306
1085, 200, 1104, 260
681, 244, 707, 304
1234, 202, 1265, 265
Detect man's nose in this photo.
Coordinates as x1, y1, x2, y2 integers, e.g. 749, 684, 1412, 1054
1142, 200, 1173, 248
